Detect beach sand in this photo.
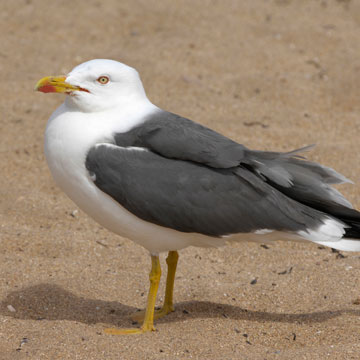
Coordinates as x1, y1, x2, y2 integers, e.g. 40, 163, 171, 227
1, 1, 360, 358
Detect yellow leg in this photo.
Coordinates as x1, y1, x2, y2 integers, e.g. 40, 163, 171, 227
105, 255, 161, 335
131, 251, 179, 322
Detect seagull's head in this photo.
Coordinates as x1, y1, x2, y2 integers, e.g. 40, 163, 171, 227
35, 59, 148, 112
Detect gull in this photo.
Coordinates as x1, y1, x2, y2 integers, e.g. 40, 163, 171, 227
35, 59, 360, 334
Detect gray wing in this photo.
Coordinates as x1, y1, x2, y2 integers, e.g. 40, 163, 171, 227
114, 111, 354, 217
114, 111, 247, 168
85, 144, 325, 237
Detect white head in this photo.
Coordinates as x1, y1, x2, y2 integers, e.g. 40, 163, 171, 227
35, 59, 149, 112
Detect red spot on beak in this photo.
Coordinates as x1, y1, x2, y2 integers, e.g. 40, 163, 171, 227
38, 84, 57, 93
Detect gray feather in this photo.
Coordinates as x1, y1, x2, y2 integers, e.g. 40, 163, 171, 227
85, 144, 327, 237
110, 109, 358, 234
114, 110, 247, 168
244, 146, 353, 209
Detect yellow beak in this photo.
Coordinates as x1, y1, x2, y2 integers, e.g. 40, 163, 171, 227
34, 76, 88, 94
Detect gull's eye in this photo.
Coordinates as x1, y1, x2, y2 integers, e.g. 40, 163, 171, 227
97, 76, 109, 85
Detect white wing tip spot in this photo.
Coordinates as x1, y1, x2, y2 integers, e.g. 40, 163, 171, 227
298, 218, 346, 243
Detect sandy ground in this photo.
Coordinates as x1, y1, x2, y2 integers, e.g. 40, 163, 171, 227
1, 0, 360, 359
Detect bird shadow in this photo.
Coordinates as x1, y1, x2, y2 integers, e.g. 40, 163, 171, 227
1, 283, 359, 328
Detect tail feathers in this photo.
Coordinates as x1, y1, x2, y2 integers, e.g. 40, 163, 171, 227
299, 217, 360, 252
298, 218, 345, 243
296, 203, 360, 251
342, 222, 360, 240
326, 205, 360, 239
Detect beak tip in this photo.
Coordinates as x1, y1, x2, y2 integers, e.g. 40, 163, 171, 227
34, 75, 79, 94
34, 77, 50, 93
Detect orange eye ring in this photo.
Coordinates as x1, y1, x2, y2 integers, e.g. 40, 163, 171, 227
97, 76, 109, 84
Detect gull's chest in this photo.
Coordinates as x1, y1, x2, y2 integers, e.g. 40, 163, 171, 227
42, 103, 153, 214
44, 108, 113, 202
